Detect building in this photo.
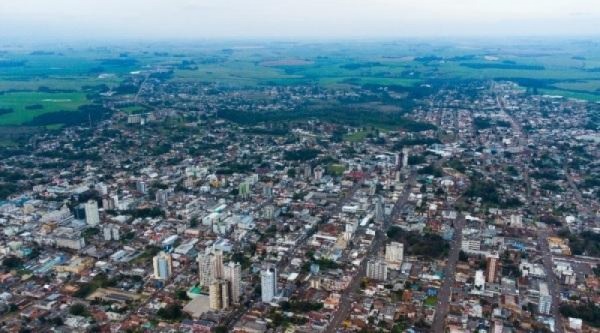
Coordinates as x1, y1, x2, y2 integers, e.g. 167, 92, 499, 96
239, 181, 251, 199
492, 320, 503, 333
314, 166, 324, 181
538, 282, 552, 315
153, 252, 172, 280
103, 224, 120, 241
375, 196, 384, 223
474, 270, 485, 291
260, 265, 277, 303
402, 148, 410, 169
211, 250, 224, 279
136, 180, 147, 194
486, 253, 499, 283
156, 189, 168, 205
385, 242, 404, 269
461, 238, 481, 253
197, 249, 224, 287
223, 262, 241, 304
54, 256, 94, 274
209, 279, 230, 310
84, 200, 100, 226
366, 259, 388, 281
198, 253, 211, 287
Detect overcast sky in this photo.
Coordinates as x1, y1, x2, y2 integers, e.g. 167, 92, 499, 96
1, 0, 599, 41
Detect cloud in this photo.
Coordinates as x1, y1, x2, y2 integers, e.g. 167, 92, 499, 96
1, 0, 599, 40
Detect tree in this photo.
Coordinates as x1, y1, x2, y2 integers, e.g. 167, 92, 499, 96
175, 289, 190, 301
156, 303, 186, 321
2, 256, 23, 270
69, 303, 89, 317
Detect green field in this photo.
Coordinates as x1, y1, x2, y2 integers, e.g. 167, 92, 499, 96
1, 40, 600, 127
0, 91, 88, 125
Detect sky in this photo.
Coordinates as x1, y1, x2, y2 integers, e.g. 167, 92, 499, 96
1, 0, 599, 41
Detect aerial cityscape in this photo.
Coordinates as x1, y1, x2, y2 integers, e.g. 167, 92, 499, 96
0, 1, 599, 333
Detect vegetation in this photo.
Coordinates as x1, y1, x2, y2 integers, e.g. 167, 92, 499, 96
279, 300, 323, 313
73, 273, 117, 298
559, 302, 600, 327
156, 303, 188, 322
69, 303, 90, 317
557, 229, 600, 257
2, 256, 23, 270
218, 107, 436, 132
386, 227, 449, 259
284, 149, 320, 161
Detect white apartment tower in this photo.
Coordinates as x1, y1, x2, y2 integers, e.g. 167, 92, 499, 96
84, 200, 100, 226
385, 242, 404, 269
153, 252, 172, 280
260, 265, 278, 303
224, 262, 242, 304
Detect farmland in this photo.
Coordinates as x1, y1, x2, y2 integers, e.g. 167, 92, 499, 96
1, 39, 600, 127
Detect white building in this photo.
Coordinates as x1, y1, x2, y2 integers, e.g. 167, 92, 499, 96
153, 252, 172, 280
385, 242, 404, 269
197, 249, 224, 287
224, 262, 242, 304
84, 200, 100, 226
103, 224, 120, 241
474, 270, 485, 291
538, 282, 552, 315
366, 259, 388, 281
260, 265, 278, 303
461, 238, 481, 253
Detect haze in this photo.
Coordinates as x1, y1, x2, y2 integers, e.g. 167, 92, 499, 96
1, 0, 599, 41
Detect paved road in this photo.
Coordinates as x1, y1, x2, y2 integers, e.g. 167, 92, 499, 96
430, 213, 465, 332
537, 229, 565, 333
325, 172, 417, 333
501, 94, 565, 333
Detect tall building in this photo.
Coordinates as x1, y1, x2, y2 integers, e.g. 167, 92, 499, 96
313, 166, 324, 181
486, 253, 499, 283
474, 270, 485, 291
197, 249, 224, 287
366, 259, 388, 281
385, 242, 404, 269
263, 182, 273, 198
209, 279, 230, 311
375, 196, 384, 223
224, 262, 242, 304
197, 253, 212, 287
212, 249, 224, 280
260, 265, 278, 303
103, 224, 120, 241
84, 200, 100, 226
402, 148, 410, 169
156, 189, 169, 206
538, 282, 552, 315
136, 180, 147, 194
239, 181, 251, 199
153, 252, 172, 280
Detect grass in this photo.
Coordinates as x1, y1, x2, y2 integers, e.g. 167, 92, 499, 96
0, 139, 18, 147
551, 80, 600, 93
344, 130, 371, 142
327, 164, 345, 176
424, 295, 438, 307
120, 106, 148, 114
539, 88, 600, 102
0, 76, 121, 92
0, 91, 88, 125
